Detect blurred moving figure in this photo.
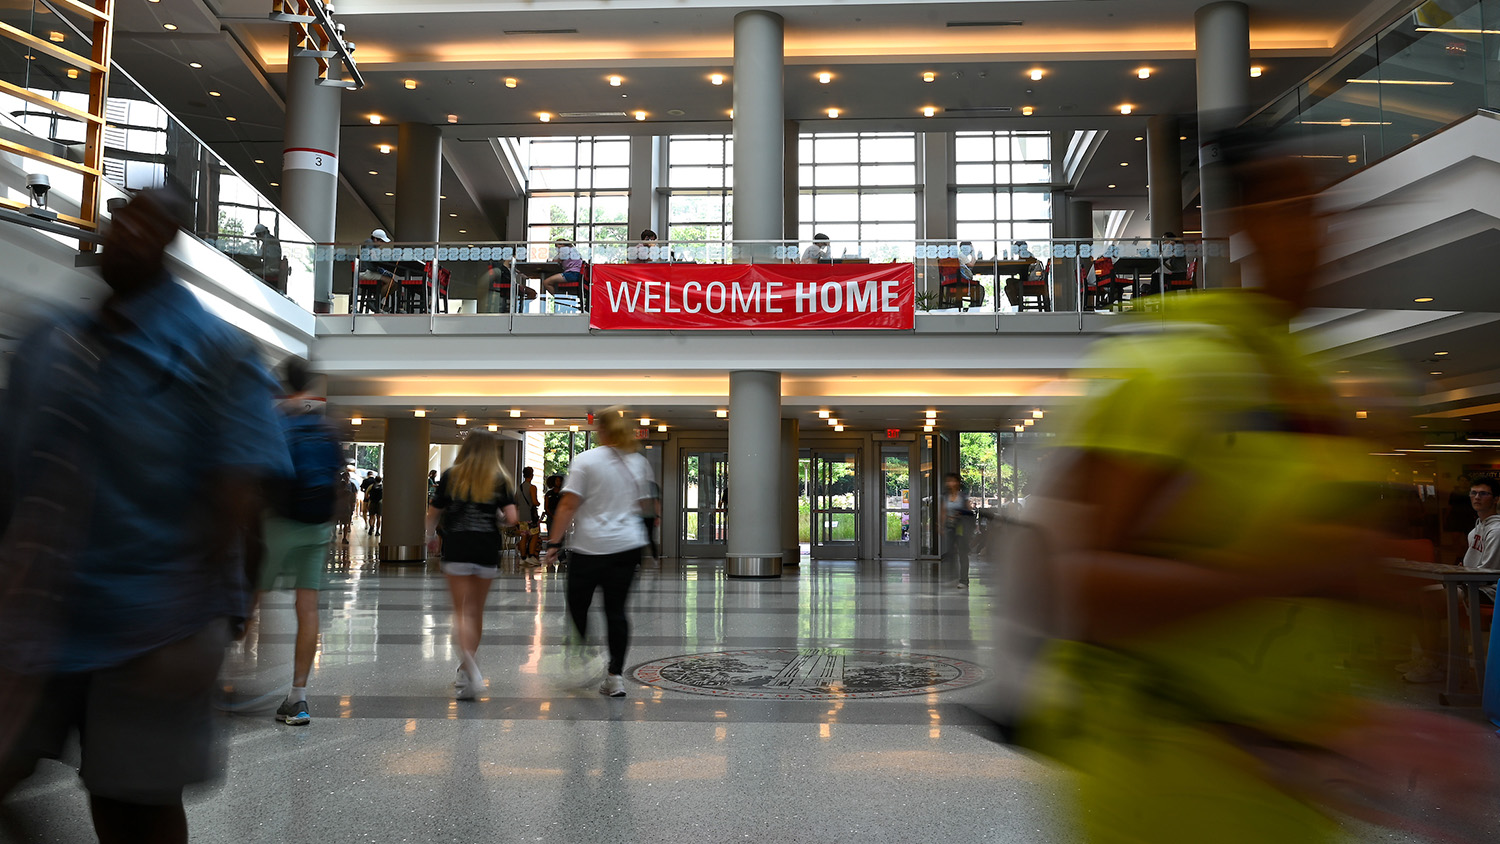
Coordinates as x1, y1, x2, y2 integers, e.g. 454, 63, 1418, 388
1010, 133, 1496, 844
425, 432, 517, 701
256, 358, 344, 727
545, 408, 653, 697
942, 473, 974, 590
0, 188, 289, 843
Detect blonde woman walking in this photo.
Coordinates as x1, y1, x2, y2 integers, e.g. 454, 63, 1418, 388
426, 431, 517, 700
545, 408, 653, 697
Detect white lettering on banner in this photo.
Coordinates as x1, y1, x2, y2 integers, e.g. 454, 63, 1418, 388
847, 281, 876, 312
706, 281, 727, 313
665, 284, 682, 313
643, 281, 661, 312
820, 282, 843, 312
283, 148, 337, 174
731, 282, 760, 313
683, 281, 703, 313
882, 280, 900, 312
796, 283, 816, 313
607, 283, 640, 312
765, 282, 784, 313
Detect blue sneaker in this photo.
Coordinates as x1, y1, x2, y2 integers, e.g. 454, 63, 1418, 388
275, 698, 310, 726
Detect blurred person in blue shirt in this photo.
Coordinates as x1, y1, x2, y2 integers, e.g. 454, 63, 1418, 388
0, 187, 290, 843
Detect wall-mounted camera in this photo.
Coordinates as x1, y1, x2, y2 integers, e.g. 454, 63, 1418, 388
23, 173, 56, 220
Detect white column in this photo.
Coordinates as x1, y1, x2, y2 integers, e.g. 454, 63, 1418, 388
727, 370, 782, 577
732, 10, 785, 260
1196, 1, 1250, 287
281, 39, 341, 313
381, 417, 430, 563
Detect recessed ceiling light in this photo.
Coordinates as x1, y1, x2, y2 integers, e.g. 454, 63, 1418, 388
1121, 162, 1130, 166
1137, 67, 1151, 79
225, 116, 236, 121
715, 410, 728, 418
818, 410, 831, 419
162, 23, 177, 31
269, 182, 278, 186
209, 91, 221, 97
440, 195, 447, 199
456, 416, 467, 426
350, 416, 362, 426
1429, 371, 1443, 375
924, 425, 934, 433
1180, 135, 1188, 140
923, 71, 937, 83
922, 106, 936, 117
1135, 136, 1144, 141
834, 425, 844, 432
1029, 69, 1044, 81
510, 410, 522, 418
1108, 184, 1117, 189
818, 72, 832, 84
1435, 350, 1450, 355
539, 112, 551, 122
379, 144, 392, 154
188, 62, 202, 69
447, 114, 458, 123
505, 77, 518, 88
253, 159, 264, 164
569, 425, 580, 432
449, 213, 458, 218
1250, 66, 1264, 78
608, 75, 623, 86
925, 410, 938, 419
404, 79, 417, 89
638, 417, 651, 426
1022, 106, 1034, 116
488, 424, 498, 432
658, 425, 667, 433
414, 409, 427, 418
634, 110, 646, 121
545, 418, 556, 425
66, 68, 79, 79
385, 192, 394, 196
368, 170, 378, 175
1120, 104, 1133, 114
459, 229, 467, 233
1414, 297, 1434, 303
711, 73, 724, 85
1033, 410, 1044, 419
827, 108, 840, 118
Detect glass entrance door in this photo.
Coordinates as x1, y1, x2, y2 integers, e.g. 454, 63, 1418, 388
808, 450, 859, 559
880, 444, 915, 558
680, 450, 728, 557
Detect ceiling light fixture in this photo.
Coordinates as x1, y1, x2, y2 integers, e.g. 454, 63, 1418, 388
505, 77, 518, 88
404, 79, 417, 89
1120, 104, 1133, 114
1014, 425, 1025, 433
188, 62, 203, 69
828, 418, 839, 426
1023, 419, 1035, 426
639, 417, 651, 426
414, 410, 426, 418
818, 411, 831, 419
350, 416, 362, 426
66, 68, 78, 79
1030, 69, 1044, 81
368, 170, 378, 175
1108, 184, 1117, 189
570, 425, 579, 432
225, 116, 237, 122
456, 416, 467, 426
1435, 350, 1450, 356
716, 410, 728, 418
509, 410, 522, 418
209, 91, 221, 97
545, 418, 555, 425
1416, 26, 1500, 34
711, 73, 724, 85
162, 23, 177, 31
834, 425, 845, 432
923, 106, 936, 117
1137, 67, 1151, 79
608, 75, 623, 86
923, 71, 937, 83
369, 114, 382, 125
1022, 106, 1034, 116
634, 110, 646, 121
488, 424, 498, 432
447, 114, 458, 123
1346, 78, 1453, 85
924, 425, 934, 433
379, 144, 392, 154
827, 108, 840, 118
1250, 66, 1264, 78
818, 72, 832, 84
924, 410, 938, 419
1032, 409, 1044, 419
1414, 297, 1434, 303
539, 112, 551, 122
658, 425, 667, 432
385, 192, 394, 196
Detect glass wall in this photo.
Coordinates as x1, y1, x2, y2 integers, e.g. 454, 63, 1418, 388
1250, 0, 1499, 189
523, 136, 630, 255
953, 130, 1053, 260
665, 134, 733, 259
798, 131, 918, 262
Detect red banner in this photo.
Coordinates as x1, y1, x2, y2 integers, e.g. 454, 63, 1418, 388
589, 263, 915, 330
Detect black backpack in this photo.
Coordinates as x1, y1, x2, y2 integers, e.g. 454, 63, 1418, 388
275, 414, 344, 524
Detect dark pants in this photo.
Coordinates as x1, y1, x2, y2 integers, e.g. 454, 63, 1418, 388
565, 547, 642, 675
944, 527, 970, 585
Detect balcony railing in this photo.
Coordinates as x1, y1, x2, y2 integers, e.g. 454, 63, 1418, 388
306, 237, 1229, 326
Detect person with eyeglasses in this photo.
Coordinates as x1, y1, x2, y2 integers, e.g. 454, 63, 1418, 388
1403, 476, 1500, 684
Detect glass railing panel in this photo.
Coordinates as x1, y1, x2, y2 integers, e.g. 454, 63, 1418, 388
1297, 40, 1385, 176
1374, 6, 1488, 157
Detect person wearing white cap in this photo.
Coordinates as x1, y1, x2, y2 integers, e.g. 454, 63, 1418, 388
358, 228, 396, 311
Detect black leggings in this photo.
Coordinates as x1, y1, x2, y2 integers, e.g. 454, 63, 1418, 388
565, 547, 642, 675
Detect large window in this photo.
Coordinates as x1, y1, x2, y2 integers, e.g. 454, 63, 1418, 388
664, 134, 733, 261
798, 132, 917, 262
524, 136, 630, 254
953, 131, 1052, 256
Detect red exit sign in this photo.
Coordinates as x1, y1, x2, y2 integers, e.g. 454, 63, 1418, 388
886, 428, 900, 439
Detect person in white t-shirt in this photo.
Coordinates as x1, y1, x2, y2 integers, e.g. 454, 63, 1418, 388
799, 233, 830, 264
545, 408, 653, 697
1405, 476, 1500, 683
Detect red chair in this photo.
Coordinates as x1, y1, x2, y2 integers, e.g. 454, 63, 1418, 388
1018, 260, 1051, 312
1167, 259, 1198, 293
423, 261, 451, 314
552, 261, 590, 312
938, 258, 970, 309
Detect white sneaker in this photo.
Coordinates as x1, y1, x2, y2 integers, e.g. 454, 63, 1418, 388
600, 674, 626, 697
455, 667, 477, 700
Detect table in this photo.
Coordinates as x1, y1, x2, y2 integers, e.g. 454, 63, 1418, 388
1387, 560, 1497, 706
974, 259, 1039, 310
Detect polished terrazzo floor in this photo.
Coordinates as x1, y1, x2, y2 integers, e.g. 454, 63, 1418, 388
0, 529, 1483, 843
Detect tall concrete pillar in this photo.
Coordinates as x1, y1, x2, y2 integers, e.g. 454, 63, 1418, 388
1147, 114, 1184, 237
1069, 198, 1093, 312
783, 120, 800, 242
920, 132, 952, 299
780, 418, 800, 568
381, 416, 430, 563
628, 135, 660, 241
727, 370, 782, 577
1196, 1, 1249, 287
732, 10, 784, 261
395, 122, 442, 243
281, 42, 341, 313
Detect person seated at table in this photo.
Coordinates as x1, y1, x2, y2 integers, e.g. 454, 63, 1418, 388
543, 238, 584, 296
799, 233, 831, 264
1011, 239, 1033, 260
629, 229, 660, 263
1141, 232, 1187, 297
357, 228, 396, 311
1403, 476, 1500, 683
480, 261, 535, 313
